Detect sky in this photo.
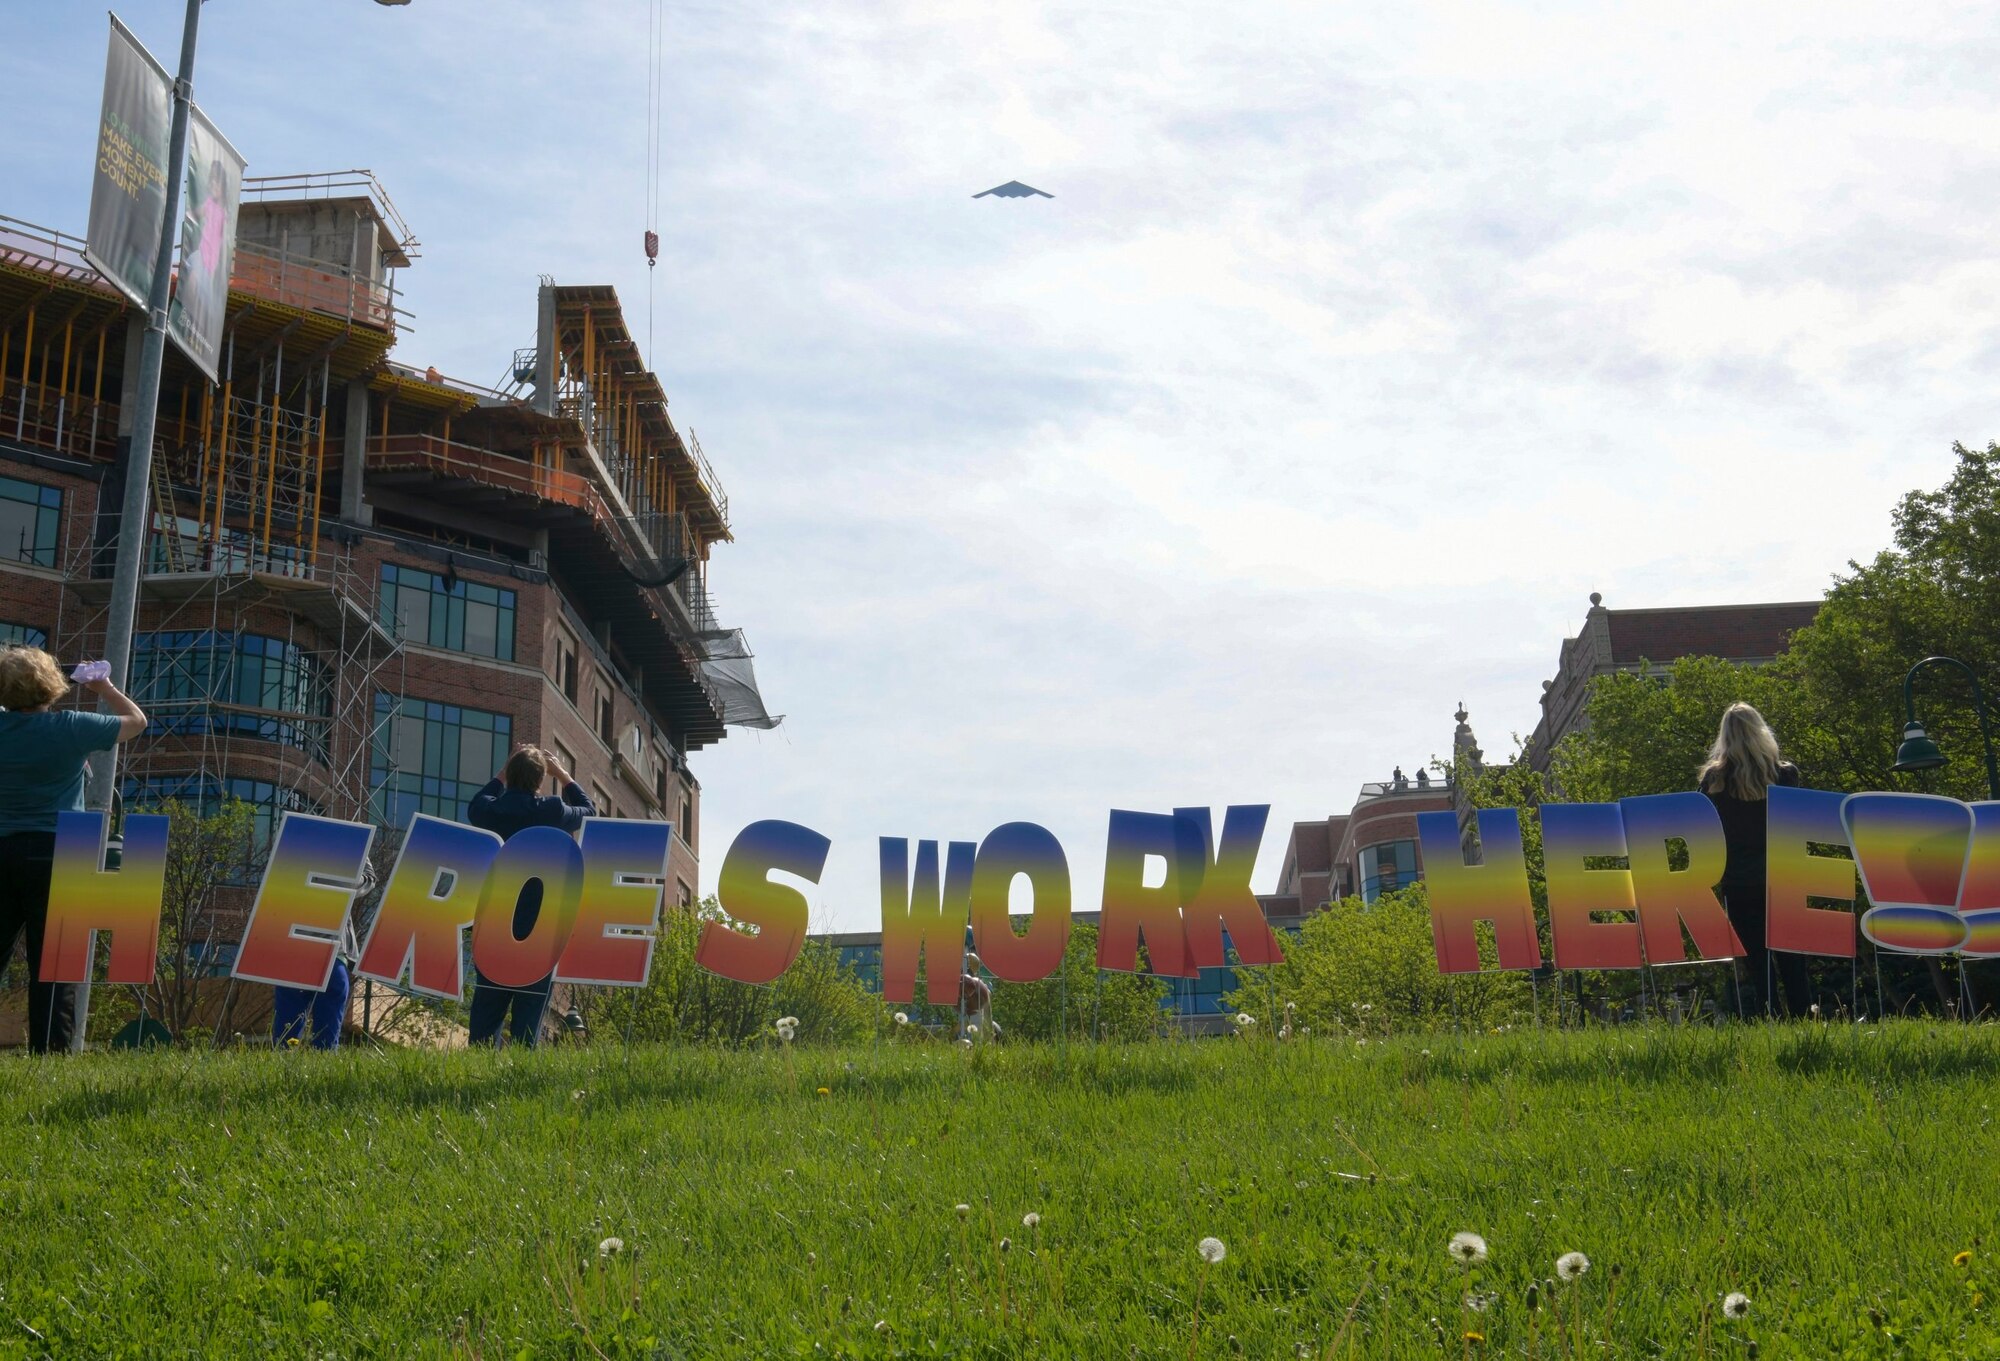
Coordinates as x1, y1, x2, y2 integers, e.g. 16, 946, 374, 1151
6, 2, 1999, 931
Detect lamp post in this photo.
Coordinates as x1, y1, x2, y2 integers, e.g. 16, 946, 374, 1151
77, 0, 411, 1050
1890, 655, 2000, 800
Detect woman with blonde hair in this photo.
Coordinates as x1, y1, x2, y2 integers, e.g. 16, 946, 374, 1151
1698, 702, 1807, 1018
0, 646, 147, 1051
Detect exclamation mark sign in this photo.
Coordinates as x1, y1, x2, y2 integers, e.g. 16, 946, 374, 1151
1842, 792, 1972, 955
1957, 802, 2000, 958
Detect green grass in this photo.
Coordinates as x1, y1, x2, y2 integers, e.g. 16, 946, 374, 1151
2, 1023, 1997, 1358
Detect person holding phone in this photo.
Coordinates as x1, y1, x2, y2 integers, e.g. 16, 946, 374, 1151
464, 745, 595, 1047
0, 647, 147, 1052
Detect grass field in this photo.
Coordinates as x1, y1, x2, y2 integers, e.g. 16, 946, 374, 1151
2, 1023, 1996, 1359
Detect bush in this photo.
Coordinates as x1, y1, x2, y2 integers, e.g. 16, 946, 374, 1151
1227, 885, 1531, 1035
581, 899, 880, 1045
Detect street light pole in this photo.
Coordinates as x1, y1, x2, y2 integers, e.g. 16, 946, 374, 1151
1891, 655, 2000, 801
74, 0, 203, 1052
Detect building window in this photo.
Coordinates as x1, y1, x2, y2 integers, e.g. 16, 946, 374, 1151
0, 476, 61, 568
0, 621, 49, 649
654, 763, 667, 809
380, 563, 516, 661
1359, 839, 1419, 904
552, 628, 579, 705
129, 630, 331, 758
677, 878, 694, 909
679, 780, 694, 850
595, 690, 613, 746
371, 694, 512, 826
591, 783, 612, 820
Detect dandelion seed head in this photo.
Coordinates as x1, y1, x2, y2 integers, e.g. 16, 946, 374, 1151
1448, 1232, 1488, 1265
1023, 1213, 1041, 1229
1235, 1012, 1255, 1027
1555, 1251, 1590, 1282
874, 1320, 889, 1334
893, 1011, 909, 1025
1198, 1236, 1227, 1264
597, 1237, 624, 1257
955, 1203, 970, 1218
965, 1023, 979, 1035
1466, 1291, 1496, 1313
1723, 1292, 1750, 1320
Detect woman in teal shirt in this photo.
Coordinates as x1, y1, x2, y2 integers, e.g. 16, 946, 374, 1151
0, 646, 146, 1052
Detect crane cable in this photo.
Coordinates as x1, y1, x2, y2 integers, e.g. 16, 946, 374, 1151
645, 0, 664, 361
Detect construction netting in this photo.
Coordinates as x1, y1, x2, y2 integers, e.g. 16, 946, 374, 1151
698, 629, 781, 729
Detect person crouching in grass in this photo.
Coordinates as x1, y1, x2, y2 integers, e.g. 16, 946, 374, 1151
464, 744, 595, 1047
0, 647, 147, 1052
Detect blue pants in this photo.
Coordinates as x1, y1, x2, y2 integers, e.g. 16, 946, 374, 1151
273, 960, 351, 1050
467, 971, 553, 1047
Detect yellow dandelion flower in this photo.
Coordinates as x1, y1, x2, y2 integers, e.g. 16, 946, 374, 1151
1463, 1331, 1485, 1345
1956, 1251, 1974, 1268
816, 1086, 830, 1096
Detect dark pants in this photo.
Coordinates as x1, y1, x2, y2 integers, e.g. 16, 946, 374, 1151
1724, 884, 1812, 1018
273, 960, 351, 1050
0, 831, 75, 1054
467, 971, 553, 1047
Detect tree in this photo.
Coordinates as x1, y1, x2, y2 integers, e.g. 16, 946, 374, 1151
138, 798, 255, 1043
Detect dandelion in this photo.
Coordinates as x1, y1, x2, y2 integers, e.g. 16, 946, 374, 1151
1449, 1232, 1489, 1265
775, 1016, 798, 1043
286, 1036, 301, 1049
874, 1320, 890, 1335
597, 1237, 624, 1258
1524, 1282, 1540, 1312
955, 1204, 971, 1218
960, 1037, 973, 1048
1190, 1238, 1227, 1358
1235, 1012, 1255, 1028
1810, 1003, 1822, 1017
1957, 1250, 1975, 1268
1555, 1251, 1590, 1282
816, 1086, 830, 1097
965, 1023, 979, 1036
1723, 1292, 1750, 1320
1023, 1213, 1041, 1229
999, 1237, 1012, 1253
893, 1011, 909, 1025
1285, 1001, 1297, 1012
1463, 1332, 1484, 1346
1359, 1003, 1373, 1013
1466, 1292, 1496, 1313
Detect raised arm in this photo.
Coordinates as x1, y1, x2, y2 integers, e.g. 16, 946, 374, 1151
85, 674, 147, 742
542, 754, 595, 831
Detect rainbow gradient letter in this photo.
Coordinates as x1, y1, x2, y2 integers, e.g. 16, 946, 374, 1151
40, 810, 170, 985
1843, 792, 1972, 956
233, 814, 376, 989
1958, 802, 2000, 959
356, 815, 503, 999
969, 822, 1070, 983
697, 820, 831, 984
1415, 809, 1542, 973
471, 825, 586, 988
1764, 785, 1856, 958
556, 820, 670, 985
1619, 792, 1741, 963
1097, 810, 1194, 977
1175, 806, 1282, 969
879, 838, 975, 1004
1541, 803, 1644, 970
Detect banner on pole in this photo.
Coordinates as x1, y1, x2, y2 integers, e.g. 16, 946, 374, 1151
167, 104, 244, 383
85, 16, 175, 309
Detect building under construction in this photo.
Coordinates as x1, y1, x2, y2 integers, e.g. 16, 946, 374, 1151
0, 171, 772, 1038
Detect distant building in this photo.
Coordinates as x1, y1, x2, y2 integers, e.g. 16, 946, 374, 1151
1520, 592, 1821, 772
1260, 767, 1457, 916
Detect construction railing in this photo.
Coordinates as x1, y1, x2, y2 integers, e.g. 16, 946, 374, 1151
240, 171, 418, 260
0, 214, 113, 292
367, 432, 611, 518
232, 240, 409, 333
